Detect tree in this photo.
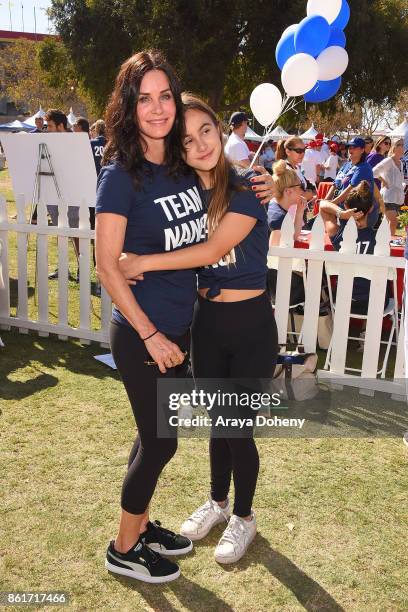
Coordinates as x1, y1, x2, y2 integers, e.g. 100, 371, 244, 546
0, 37, 91, 115
48, 0, 408, 115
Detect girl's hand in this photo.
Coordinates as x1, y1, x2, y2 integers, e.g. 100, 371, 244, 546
119, 253, 146, 279
250, 166, 275, 205
144, 332, 187, 374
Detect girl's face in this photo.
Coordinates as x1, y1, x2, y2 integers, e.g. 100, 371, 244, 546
285, 141, 306, 166
182, 109, 222, 176
135, 70, 176, 143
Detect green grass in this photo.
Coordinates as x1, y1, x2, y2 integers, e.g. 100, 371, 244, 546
1, 167, 408, 611
1, 330, 408, 611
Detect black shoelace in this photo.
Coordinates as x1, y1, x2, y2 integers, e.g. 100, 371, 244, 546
150, 520, 177, 544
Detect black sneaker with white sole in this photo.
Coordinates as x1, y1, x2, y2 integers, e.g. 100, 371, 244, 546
142, 520, 193, 556
105, 540, 180, 583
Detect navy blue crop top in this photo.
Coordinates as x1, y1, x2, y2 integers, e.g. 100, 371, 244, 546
197, 186, 269, 297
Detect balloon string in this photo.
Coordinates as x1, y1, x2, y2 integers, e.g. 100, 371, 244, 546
248, 95, 303, 170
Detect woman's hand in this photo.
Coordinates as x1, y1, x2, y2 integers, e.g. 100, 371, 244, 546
119, 253, 146, 279
144, 332, 187, 374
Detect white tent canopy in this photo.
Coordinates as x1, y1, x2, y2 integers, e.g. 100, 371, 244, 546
299, 124, 318, 140
24, 106, 46, 127
389, 118, 408, 151
0, 120, 32, 131
245, 126, 263, 142
269, 125, 290, 139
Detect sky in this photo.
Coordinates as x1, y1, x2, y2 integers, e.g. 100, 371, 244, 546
0, 0, 53, 34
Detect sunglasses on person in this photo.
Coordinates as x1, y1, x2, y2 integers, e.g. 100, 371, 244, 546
383, 140, 391, 145
287, 147, 306, 154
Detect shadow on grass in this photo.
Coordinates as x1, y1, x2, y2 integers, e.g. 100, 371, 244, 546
0, 328, 117, 401
188, 528, 344, 612
109, 572, 235, 611
221, 533, 345, 612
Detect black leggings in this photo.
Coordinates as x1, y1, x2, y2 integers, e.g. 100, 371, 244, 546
192, 292, 278, 517
109, 320, 190, 515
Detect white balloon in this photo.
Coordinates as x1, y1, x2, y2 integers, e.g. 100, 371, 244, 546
307, 0, 342, 25
250, 83, 283, 127
281, 54, 319, 97
317, 46, 349, 81
281, 23, 298, 38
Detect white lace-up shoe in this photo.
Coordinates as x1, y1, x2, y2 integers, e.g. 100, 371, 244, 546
180, 497, 231, 541
214, 512, 257, 564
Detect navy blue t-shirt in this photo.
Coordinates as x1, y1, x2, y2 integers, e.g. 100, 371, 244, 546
331, 223, 377, 301
197, 186, 268, 297
96, 161, 206, 335
90, 136, 106, 176
268, 199, 287, 230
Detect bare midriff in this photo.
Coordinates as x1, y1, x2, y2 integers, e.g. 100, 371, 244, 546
197, 288, 265, 302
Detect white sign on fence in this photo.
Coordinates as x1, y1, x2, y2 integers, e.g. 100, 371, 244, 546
0, 133, 97, 208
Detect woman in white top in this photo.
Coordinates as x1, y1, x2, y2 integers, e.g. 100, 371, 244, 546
373, 139, 405, 234
323, 144, 340, 181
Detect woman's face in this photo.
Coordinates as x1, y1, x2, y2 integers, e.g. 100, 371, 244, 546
182, 109, 222, 176
393, 141, 404, 158
135, 69, 176, 142
285, 141, 306, 166
379, 139, 391, 155
349, 146, 364, 164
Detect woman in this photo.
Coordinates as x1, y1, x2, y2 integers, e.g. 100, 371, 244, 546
326, 136, 378, 226
373, 139, 406, 235
120, 94, 278, 564
367, 136, 392, 177
96, 50, 205, 584
323, 144, 340, 181
276, 136, 314, 202
267, 160, 306, 304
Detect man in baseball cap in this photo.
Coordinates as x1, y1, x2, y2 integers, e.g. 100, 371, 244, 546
224, 111, 252, 168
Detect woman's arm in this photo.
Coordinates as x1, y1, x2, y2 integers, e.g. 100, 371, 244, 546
119, 212, 257, 278
96, 213, 185, 372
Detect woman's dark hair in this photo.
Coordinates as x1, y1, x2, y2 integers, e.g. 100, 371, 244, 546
103, 49, 185, 187
344, 180, 372, 215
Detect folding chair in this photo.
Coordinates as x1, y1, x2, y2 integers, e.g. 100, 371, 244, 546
323, 261, 398, 378
267, 255, 307, 343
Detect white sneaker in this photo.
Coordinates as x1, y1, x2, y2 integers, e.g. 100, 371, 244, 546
214, 512, 257, 564
180, 497, 231, 541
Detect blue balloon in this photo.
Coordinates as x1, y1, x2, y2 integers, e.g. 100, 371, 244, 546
304, 77, 342, 103
295, 15, 330, 57
328, 27, 346, 48
331, 0, 350, 30
275, 30, 296, 70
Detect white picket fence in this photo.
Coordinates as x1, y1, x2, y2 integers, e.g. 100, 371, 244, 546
0, 194, 111, 346
269, 212, 406, 396
0, 193, 406, 395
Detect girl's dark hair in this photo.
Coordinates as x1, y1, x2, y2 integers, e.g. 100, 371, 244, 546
103, 49, 185, 187
344, 180, 372, 215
